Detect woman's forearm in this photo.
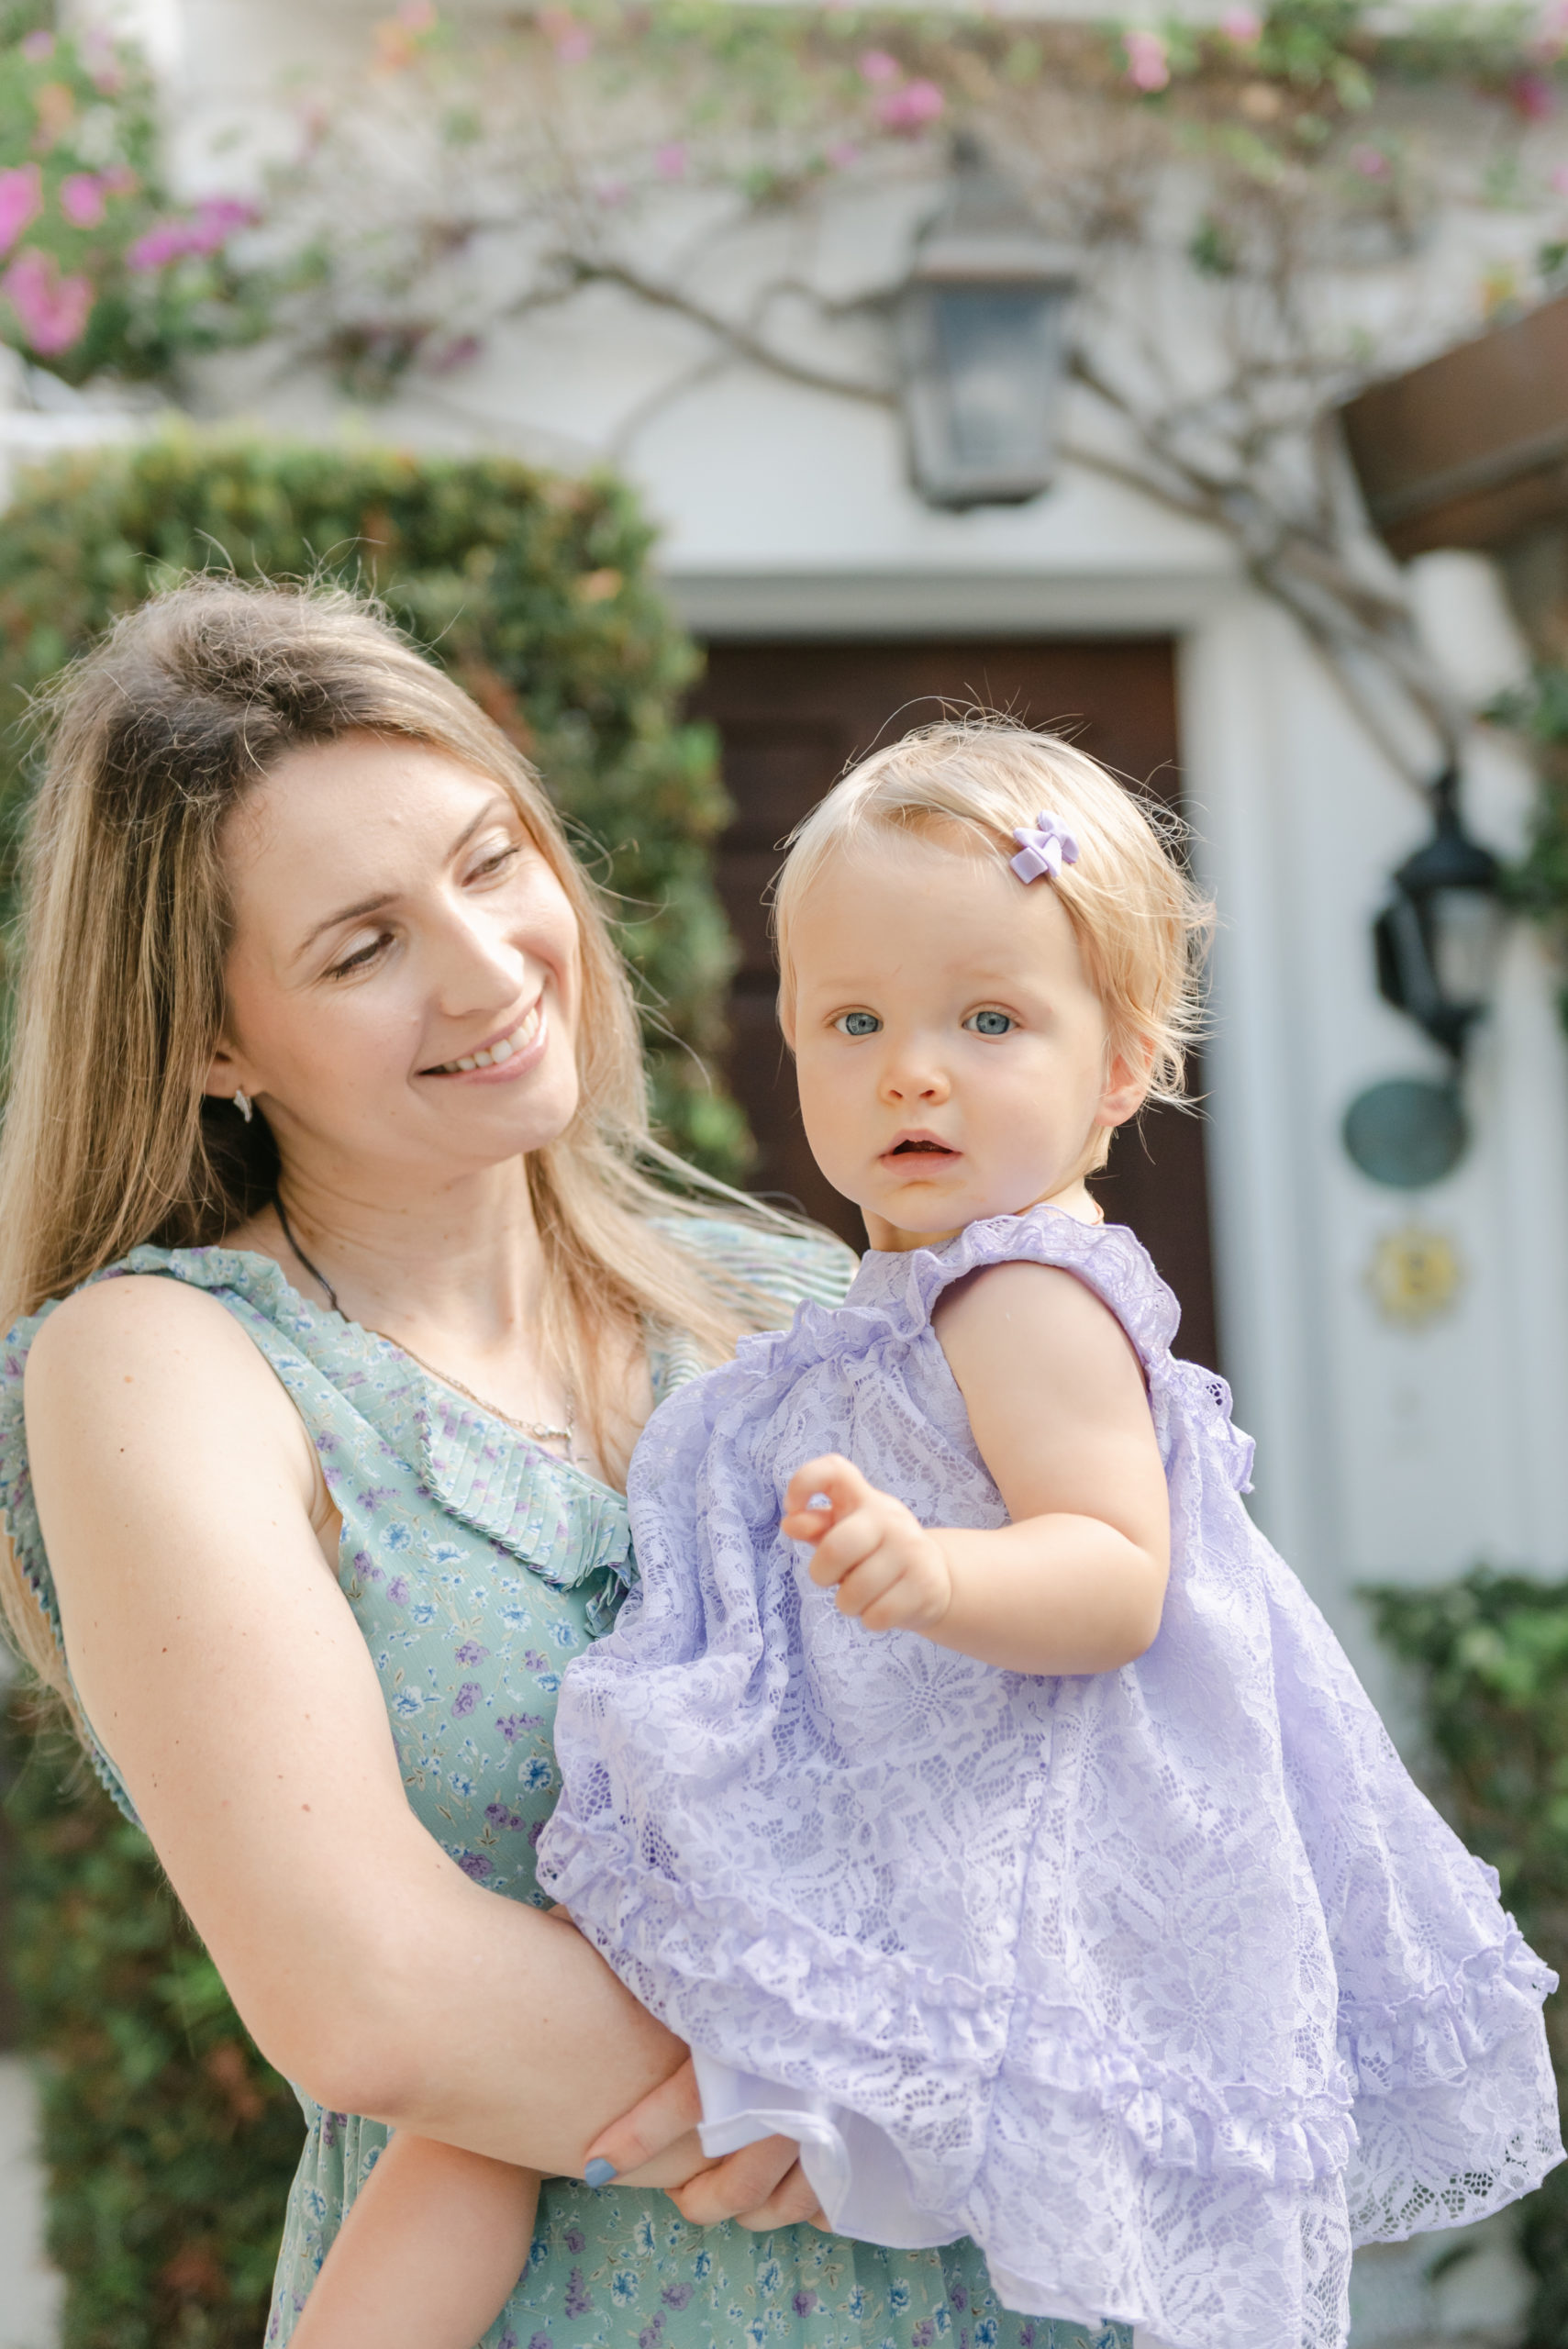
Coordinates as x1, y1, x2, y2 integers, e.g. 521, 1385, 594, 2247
273, 1865, 688, 2176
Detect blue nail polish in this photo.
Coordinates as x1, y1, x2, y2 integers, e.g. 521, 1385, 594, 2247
584, 2157, 617, 2188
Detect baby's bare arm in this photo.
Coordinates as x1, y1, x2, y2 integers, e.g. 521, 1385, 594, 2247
289, 2132, 540, 2349
784, 1262, 1170, 1674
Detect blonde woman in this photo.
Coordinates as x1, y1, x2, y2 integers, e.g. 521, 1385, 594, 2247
0, 581, 1058, 2345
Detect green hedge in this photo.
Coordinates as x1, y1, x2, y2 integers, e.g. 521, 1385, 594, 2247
2, 1702, 301, 2347
0, 429, 745, 2343
1366, 1570, 1568, 2348
0, 428, 746, 1173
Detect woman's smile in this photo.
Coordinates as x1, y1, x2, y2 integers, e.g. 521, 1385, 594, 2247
423, 999, 546, 1080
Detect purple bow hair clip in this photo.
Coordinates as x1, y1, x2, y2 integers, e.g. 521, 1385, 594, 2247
1009, 810, 1080, 885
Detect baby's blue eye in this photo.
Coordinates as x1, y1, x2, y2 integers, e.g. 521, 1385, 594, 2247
838, 1010, 881, 1037
967, 1009, 1015, 1036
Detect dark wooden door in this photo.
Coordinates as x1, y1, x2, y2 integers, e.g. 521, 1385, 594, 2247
688, 640, 1220, 1371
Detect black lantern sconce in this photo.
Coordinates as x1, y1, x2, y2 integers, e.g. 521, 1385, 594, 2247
897, 138, 1077, 512
1343, 769, 1505, 1191
1372, 767, 1503, 1063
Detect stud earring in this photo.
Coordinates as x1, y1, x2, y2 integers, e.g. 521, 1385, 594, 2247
233, 1088, 253, 1124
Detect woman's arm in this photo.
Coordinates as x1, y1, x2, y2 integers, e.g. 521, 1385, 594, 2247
23, 1274, 802, 2198
782, 1262, 1171, 1674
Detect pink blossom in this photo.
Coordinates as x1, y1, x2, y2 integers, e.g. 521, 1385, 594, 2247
81, 28, 123, 95
859, 49, 903, 85
1124, 29, 1172, 92
19, 29, 52, 61
127, 197, 256, 273
397, 0, 437, 25
1551, 161, 1568, 194
101, 164, 139, 196
876, 79, 946, 132
539, 9, 593, 62
59, 173, 106, 230
654, 141, 688, 181
1220, 6, 1263, 40
4, 247, 93, 354
0, 164, 42, 257
1511, 71, 1557, 119
594, 176, 628, 207
1349, 142, 1392, 178
827, 140, 860, 170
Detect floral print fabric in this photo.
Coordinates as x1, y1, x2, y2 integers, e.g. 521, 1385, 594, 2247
0, 1225, 1125, 2349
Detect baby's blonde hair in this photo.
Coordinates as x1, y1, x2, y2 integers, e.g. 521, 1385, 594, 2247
773, 718, 1212, 1109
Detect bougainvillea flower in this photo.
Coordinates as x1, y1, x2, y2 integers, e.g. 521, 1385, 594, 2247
1220, 7, 1263, 41
1124, 29, 1172, 91
59, 173, 107, 229
1511, 72, 1557, 119
876, 79, 946, 131
128, 196, 256, 271
0, 164, 42, 256
3, 247, 93, 354
859, 49, 902, 85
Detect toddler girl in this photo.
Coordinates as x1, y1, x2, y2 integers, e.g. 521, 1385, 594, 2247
295, 723, 1562, 2349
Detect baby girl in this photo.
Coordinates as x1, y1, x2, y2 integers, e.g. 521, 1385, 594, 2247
294, 722, 1561, 2349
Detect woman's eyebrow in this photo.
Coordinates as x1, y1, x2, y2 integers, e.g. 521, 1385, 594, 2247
291, 799, 516, 961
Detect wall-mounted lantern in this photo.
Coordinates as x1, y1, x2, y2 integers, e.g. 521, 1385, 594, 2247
1343, 769, 1504, 1191
1373, 766, 1503, 1062
898, 137, 1077, 512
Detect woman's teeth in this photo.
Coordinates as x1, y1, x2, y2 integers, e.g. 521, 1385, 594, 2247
432, 1005, 541, 1074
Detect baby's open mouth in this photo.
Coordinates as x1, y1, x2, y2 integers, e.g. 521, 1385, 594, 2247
425, 1002, 542, 1074
889, 1139, 956, 1155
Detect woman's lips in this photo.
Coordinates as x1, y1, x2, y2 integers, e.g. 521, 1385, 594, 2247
423, 1001, 547, 1083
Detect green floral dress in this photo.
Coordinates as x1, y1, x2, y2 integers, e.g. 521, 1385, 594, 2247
0, 1220, 1130, 2349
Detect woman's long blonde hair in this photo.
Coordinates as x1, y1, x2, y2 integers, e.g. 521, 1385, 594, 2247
0, 575, 787, 1692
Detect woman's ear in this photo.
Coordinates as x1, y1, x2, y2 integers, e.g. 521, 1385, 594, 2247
203, 1038, 259, 1107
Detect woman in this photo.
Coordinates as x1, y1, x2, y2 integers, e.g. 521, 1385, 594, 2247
0, 579, 1124, 2347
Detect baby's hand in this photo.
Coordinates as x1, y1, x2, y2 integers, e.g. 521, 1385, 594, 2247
782, 1455, 952, 1635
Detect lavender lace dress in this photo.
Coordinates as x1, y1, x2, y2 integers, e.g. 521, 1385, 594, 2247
0, 1221, 1118, 2349
539, 1208, 1563, 2349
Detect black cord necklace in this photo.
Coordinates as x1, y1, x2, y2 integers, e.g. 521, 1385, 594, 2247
271, 1193, 577, 1454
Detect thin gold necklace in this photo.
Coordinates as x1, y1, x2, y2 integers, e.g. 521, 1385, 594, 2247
272, 1195, 577, 1455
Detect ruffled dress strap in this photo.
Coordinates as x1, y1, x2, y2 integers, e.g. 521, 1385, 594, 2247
837, 1208, 1255, 1495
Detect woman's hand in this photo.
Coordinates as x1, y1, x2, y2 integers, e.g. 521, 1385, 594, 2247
584, 2059, 826, 2230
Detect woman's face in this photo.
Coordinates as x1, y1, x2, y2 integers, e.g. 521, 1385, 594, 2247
208, 734, 583, 1189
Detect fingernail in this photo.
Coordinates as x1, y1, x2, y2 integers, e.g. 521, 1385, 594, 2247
807, 1492, 831, 1511
584, 2157, 617, 2188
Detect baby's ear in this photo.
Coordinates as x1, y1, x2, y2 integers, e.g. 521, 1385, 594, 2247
1101, 1038, 1155, 1130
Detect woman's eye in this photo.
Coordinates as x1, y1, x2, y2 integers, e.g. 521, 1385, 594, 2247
471, 841, 523, 883
329, 931, 392, 979
966, 1009, 1015, 1037
836, 1010, 882, 1038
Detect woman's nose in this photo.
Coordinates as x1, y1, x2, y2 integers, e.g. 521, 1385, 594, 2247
432, 898, 528, 1013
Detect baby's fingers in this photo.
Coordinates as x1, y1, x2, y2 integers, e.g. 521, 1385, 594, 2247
784, 1454, 870, 1527
805, 1508, 883, 1589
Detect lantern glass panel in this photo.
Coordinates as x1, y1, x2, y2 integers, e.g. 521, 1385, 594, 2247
1429, 885, 1505, 1009
930, 284, 1056, 473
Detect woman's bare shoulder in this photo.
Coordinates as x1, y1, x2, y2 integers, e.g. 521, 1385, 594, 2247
25, 1270, 310, 1469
